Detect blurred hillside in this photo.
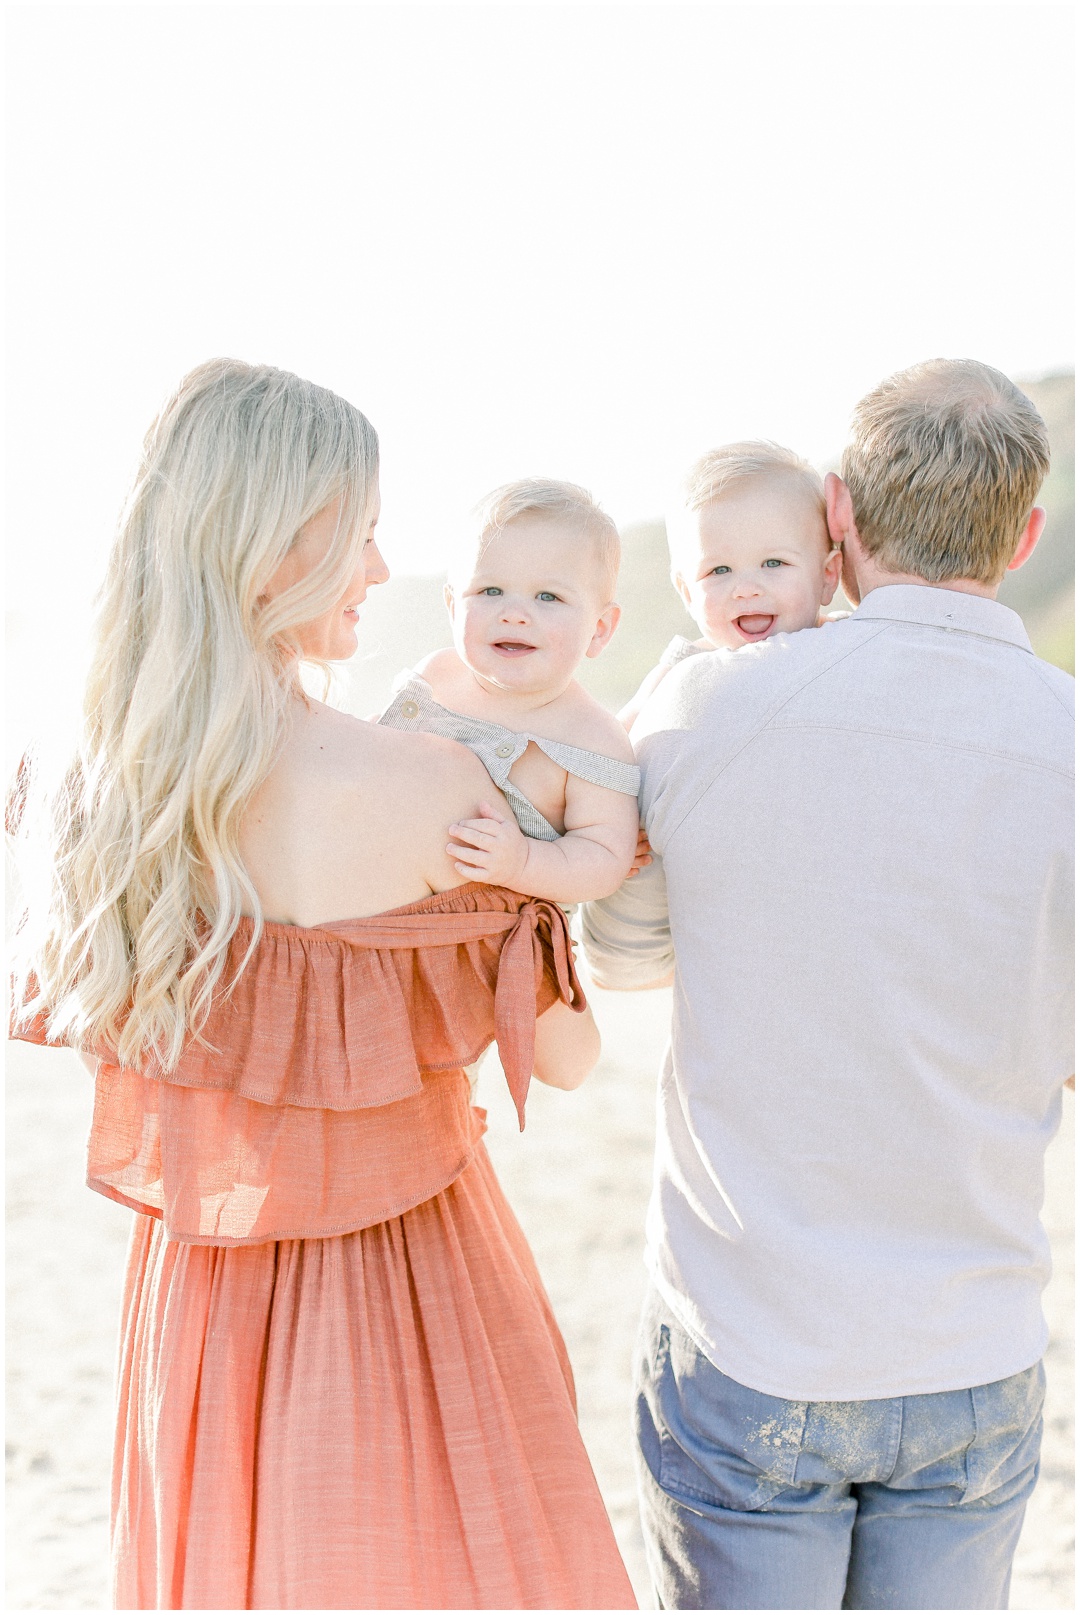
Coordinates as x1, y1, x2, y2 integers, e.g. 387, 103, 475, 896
340, 370, 1074, 717
998, 372, 1074, 672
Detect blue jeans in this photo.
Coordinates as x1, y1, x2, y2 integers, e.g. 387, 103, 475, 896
635, 1285, 1044, 1609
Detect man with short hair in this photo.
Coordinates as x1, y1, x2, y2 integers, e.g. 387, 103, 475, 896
582, 359, 1073, 1610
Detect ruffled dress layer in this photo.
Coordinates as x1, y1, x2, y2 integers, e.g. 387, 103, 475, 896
14, 884, 636, 1611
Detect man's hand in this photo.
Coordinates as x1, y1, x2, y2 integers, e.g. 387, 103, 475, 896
448, 801, 530, 886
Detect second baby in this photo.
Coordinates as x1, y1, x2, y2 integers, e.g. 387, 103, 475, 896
620, 440, 845, 728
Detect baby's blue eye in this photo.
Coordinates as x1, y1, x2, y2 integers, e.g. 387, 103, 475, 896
710, 565, 731, 575
763, 558, 783, 568
537, 591, 559, 602
481, 586, 503, 596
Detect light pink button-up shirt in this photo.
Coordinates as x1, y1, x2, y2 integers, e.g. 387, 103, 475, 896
582, 585, 1073, 1400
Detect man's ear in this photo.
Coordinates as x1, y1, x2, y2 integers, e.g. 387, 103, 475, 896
820, 544, 844, 605
585, 602, 621, 659
1006, 507, 1046, 573
824, 472, 854, 548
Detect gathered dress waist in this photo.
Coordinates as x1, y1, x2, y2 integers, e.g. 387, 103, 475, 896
13, 885, 585, 1245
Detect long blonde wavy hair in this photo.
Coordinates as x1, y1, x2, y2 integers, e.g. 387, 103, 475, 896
12, 358, 379, 1069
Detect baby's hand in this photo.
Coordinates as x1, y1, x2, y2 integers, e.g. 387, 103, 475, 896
627, 828, 653, 878
448, 802, 530, 887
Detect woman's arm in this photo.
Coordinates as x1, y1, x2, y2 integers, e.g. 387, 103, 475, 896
531, 997, 601, 1090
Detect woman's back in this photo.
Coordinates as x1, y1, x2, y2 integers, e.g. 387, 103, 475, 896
239, 698, 497, 924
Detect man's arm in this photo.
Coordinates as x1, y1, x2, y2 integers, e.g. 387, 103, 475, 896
578, 850, 674, 991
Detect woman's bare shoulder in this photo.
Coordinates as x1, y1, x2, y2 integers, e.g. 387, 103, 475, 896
245, 705, 501, 919
329, 710, 499, 818
275, 703, 483, 799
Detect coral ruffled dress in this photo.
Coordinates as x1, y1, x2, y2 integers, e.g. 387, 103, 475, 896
15, 884, 636, 1610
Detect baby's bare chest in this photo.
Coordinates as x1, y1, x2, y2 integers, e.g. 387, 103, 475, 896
507, 742, 569, 833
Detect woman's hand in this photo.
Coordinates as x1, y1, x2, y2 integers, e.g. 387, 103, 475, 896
447, 802, 530, 886
532, 998, 601, 1090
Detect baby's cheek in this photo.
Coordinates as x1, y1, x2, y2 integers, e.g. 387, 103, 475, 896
701, 618, 745, 651
780, 581, 829, 633
698, 592, 733, 632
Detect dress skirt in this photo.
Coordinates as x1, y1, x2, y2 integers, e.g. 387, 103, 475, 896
13, 888, 636, 1608
112, 1140, 636, 1610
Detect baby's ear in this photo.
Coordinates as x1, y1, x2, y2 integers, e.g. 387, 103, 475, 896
586, 602, 622, 658
672, 570, 693, 610
443, 581, 456, 619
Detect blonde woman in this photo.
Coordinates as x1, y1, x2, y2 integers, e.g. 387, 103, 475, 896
10, 360, 635, 1610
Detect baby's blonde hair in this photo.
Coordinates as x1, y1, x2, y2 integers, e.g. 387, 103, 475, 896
669, 440, 827, 567
459, 478, 621, 601
12, 358, 379, 1071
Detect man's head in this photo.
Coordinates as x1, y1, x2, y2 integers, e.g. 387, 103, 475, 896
830, 359, 1049, 602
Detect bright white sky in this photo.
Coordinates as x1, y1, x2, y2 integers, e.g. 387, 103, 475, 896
6, 2, 1074, 638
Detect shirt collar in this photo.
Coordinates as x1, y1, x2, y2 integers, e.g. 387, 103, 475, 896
850, 584, 1033, 652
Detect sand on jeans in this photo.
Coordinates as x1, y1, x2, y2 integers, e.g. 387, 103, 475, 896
6, 982, 1075, 1609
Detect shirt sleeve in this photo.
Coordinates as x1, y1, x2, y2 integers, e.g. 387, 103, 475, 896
657, 635, 704, 671
578, 851, 673, 989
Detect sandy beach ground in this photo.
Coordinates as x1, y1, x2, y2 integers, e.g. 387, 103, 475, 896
6, 982, 1074, 1610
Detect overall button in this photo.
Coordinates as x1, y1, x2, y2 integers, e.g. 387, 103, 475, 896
400, 700, 419, 719
495, 742, 516, 758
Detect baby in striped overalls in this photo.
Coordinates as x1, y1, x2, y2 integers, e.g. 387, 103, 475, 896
378, 479, 642, 904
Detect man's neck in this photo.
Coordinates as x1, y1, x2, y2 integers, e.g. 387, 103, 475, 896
852, 567, 999, 604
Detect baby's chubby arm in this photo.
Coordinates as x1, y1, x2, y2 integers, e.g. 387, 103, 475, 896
448, 779, 639, 903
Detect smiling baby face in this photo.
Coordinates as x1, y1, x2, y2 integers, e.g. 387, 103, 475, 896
446, 512, 619, 697
674, 472, 842, 649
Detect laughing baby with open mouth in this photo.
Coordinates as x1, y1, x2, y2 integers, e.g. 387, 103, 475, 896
378, 479, 641, 904
620, 440, 845, 730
